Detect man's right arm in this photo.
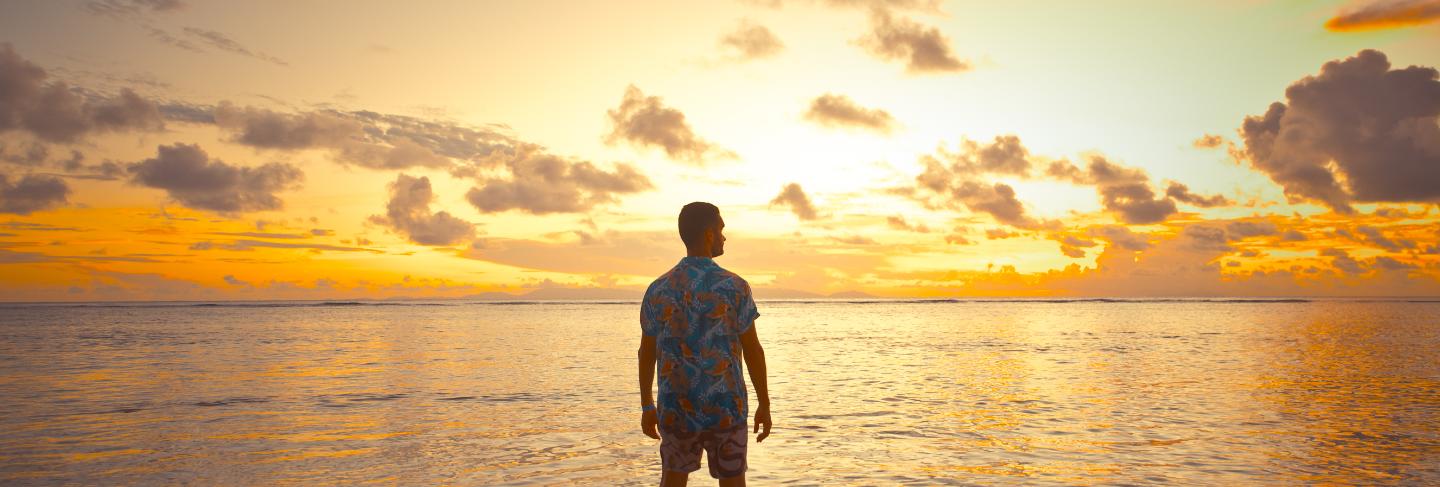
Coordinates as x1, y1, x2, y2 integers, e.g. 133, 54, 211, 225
740, 327, 771, 442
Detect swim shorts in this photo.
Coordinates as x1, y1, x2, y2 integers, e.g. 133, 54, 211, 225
658, 422, 748, 479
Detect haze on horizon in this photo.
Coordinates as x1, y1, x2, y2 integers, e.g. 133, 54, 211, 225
0, 0, 1438, 301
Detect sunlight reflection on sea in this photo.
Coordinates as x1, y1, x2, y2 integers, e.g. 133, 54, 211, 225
0, 299, 1436, 485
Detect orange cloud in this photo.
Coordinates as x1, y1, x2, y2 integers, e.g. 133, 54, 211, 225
1325, 0, 1440, 32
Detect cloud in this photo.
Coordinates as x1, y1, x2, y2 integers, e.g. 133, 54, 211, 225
464, 146, 652, 214
369, 174, 475, 246
83, 0, 184, 18
180, 27, 288, 66
885, 215, 929, 232
855, 9, 969, 74
605, 85, 733, 164
1165, 181, 1232, 208
1237, 50, 1440, 213
1325, 0, 1440, 31
0, 43, 165, 143
803, 93, 897, 134
190, 239, 381, 253
1193, 134, 1226, 149
127, 143, 304, 213
950, 181, 1057, 230
1047, 156, 1176, 224
1087, 224, 1151, 250
770, 183, 819, 220
222, 274, 249, 286
0, 173, 70, 214
719, 20, 785, 60
1356, 224, 1412, 251
212, 102, 509, 170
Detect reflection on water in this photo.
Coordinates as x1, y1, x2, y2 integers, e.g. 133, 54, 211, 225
0, 300, 1436, 485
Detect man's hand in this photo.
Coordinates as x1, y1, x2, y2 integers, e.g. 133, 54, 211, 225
753, 405, 772, 442
641, 409, 659, 439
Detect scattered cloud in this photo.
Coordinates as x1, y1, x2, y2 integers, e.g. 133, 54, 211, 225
885, 215, 929, 232
0, 43, 165, 143
803, 93, 897, 134
0, 173, 70, 214
719, 20, 785, 60
855, 9, 968, 74
464, 146, 652, 214
1238, 50, 1440, 213
605, 85, 734, 164
180, 27, 289, 66
1165, 181, 1232, 208
127, 143, 304, 214
82, 0, 184, 18
1325, 0, 1440, 31
1193, 134, 1225, 149
369, 174, 476, 246
770, 182, 819, 220
212, 102, 509, 170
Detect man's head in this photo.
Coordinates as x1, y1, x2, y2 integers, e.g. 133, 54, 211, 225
678, 202, 725, 257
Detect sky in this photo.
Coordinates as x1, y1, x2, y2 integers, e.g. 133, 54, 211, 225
0, 0, 1438, 301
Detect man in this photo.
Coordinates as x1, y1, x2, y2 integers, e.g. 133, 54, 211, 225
639, 202, 772, 487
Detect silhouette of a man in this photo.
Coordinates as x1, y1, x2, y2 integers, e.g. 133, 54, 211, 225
639, 202, 771, 486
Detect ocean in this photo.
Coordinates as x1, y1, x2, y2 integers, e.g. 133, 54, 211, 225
1, 298, 1437, 485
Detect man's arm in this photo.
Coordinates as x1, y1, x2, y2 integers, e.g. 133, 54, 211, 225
638, 335, 659, 439
740, 327, 771, 442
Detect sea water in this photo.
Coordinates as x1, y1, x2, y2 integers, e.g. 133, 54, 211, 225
1, 299, 1437, 485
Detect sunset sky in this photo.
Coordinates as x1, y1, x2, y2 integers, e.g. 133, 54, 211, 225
1, 0, 1438, 300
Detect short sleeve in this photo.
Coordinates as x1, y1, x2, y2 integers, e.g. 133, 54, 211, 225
640, 292, 660, 337
735, 280, 759, 335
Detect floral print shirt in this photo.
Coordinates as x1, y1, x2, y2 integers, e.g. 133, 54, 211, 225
641, 256, 760, 433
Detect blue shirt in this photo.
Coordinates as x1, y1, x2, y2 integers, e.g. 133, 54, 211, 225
641, 256, 760, 433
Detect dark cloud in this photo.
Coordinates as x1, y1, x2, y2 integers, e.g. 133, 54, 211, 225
770, 183, 819, 220
223, 274, 249, 286
370, 174, 475, 246
0, 44, 165, 143
0, 173, 70, 214
1183, 225, 1232, 252
1237, 50, 1440, 213
1165, 181, 1232, 208
803, 93, 896, 134
1047, 156, 1176, 224
605, 85, 733, 164
1225, 220, 1278, 239
1099, 183, 1176, 225
464, 146, 652, 214
1321, 248, 1365, 274
950, 181, 1056, 230
127, 143, 303, 213
855, 9, 968, 74
1356, 225, 1413, 251
1087, 225, 1151, 250
719, 20, 785, 60
0, 141, 49, 166
1325, 0, 1440, 31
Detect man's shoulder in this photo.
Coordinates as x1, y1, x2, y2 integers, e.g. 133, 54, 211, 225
711, 266, 752, 293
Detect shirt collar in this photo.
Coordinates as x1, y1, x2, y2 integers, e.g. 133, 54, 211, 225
679, 256, 717, 268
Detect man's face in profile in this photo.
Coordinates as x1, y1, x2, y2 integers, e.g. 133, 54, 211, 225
711, 218, 726, 257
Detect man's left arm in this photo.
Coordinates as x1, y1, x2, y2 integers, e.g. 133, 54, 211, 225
638, 332, 659, 439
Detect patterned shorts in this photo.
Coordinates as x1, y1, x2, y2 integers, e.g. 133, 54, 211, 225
658, 422, 748, 479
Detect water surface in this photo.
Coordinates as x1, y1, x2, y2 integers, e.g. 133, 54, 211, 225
1, 299, 1437, 484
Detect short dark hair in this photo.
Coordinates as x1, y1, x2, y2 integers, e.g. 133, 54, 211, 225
678, 202, 721, 248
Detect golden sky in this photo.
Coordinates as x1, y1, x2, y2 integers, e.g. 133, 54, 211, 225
0, 0, 1438, 300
